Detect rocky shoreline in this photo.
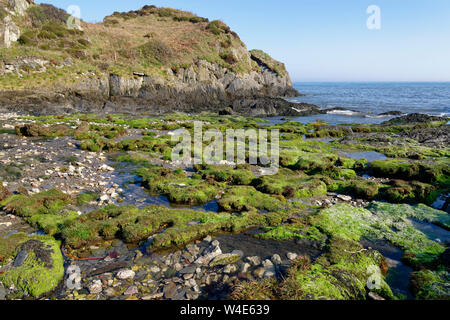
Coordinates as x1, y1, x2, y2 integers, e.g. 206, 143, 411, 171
0, 111, 449, 301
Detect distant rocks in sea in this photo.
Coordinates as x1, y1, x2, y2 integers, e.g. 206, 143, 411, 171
382, 113, 449, 125
377, 111, 404, 116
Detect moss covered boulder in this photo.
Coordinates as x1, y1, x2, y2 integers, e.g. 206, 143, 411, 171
0, 237, 64, 298
0, 189, 77, 235
253, 168, 327, 199
410, 269, 449, 300
383, 180, 439, 204
313, 203, 446, 268
60, 204, 292, 251
371, 159, 450, 183
231, 238, 393, 300
218, 186, 289, 212
195, 164, 255, 185
136, 166, 222, 205
15, 123, 71, 137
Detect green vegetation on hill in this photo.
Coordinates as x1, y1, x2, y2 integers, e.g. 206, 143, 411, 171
0, 3, 290, 90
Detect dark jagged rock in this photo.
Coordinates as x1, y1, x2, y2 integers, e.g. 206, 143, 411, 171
399, 125, 450, 148
378, 111, 404, 116
382, 113, 448, 125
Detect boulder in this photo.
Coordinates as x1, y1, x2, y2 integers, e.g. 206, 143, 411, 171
0, 237, 64, 298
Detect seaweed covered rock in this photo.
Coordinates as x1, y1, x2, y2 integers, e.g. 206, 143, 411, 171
231, 239, 393, 300
370, 159, 450, 183
15, 123, 71, 137
136, 166, 222, 205
253, 168, 327, 199
383, 180, 438, 204
195, 164, 255, 185
294, 239, 393, 300
292, 151, 339, 174
368, 202, 450, 230
60, 204, 292, 250
382, 113, 448, 126
217, 186, 290, 212
0, 189, 77, 235
410, 269, 449, 300
313, 204, 446, 268
0, 237, 64, 298
349, 179, 380, 200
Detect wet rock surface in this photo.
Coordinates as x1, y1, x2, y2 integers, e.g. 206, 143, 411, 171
0, 112, 448, 300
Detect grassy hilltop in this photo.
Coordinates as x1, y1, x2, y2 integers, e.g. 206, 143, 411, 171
0, 2, 289, 91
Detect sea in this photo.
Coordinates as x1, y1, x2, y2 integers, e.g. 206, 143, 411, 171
283, 82, 450, 125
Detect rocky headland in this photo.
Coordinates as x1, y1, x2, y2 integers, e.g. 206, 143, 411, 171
0, 1, 323, 116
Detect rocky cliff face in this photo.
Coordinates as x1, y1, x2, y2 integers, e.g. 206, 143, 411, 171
0, 3, 319, 116
0, 0, 33, 48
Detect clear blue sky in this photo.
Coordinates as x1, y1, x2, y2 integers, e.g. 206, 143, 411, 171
36, 0, 450, 82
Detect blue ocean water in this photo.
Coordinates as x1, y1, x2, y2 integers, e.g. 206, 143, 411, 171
286, 82, 450, 124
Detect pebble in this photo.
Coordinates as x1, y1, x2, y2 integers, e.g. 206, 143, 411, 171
223, 264, 237, 274
271, 254, 282, 265
163, 282, 178, 299
150, 266, 161, 273
89, 280, 103, 294
241, 263, 251, 273
116, 269, 135, 280
337, 194, 352, 202
262, 260, 276, 278
368, 292, 385, 300
124, 286, 139, 296
246, 256, 261, 266
253, 267, 265, 278
286, 252, 298, 261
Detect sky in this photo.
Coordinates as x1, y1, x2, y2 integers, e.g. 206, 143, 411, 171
36, 0, 450, 82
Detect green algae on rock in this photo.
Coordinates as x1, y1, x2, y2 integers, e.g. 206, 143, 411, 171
0, 233, 30, 266
367, 202, 450, 230
256, 224, 325, 242
15, 123, 72, 138
349, 179, 381, 200
136, 166, 222, 205
231, 238, 393, 300
0, 237, 64, 298
0, 181, 11, 202
410, 269, 449, 300
217, 186, 290, 212
313, 203, 446, 268
0, 189, 77, 236
195, 164, 255, 186
60, 204, 294, 251
370, 158, 450, 184
252, 168, 327, 199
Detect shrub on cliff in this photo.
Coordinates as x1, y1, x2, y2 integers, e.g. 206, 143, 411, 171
138, 39, 173, 65
27, 3, 69, 27
206, 20, 230, 35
